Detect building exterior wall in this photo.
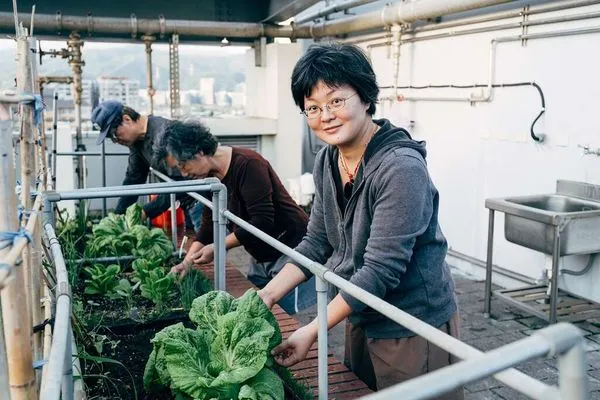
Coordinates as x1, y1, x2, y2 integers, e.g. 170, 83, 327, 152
358, 3, 600, 302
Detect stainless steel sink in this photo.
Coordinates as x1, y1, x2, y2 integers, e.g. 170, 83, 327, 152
486, 182, 600, 255
484, 180, 600, 323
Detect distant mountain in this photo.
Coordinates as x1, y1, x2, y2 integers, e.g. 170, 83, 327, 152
0, 43, 246, 91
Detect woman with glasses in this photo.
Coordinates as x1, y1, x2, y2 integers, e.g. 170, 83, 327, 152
257, 43, 462, 398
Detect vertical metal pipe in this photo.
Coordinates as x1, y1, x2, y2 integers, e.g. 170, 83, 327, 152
316, 276, 328, 400
550, 225, 561, 323
68, 33, 85, 189
0, 119, 13, 400
211, 189, 221, 290
143, 35, 155, 114
558, 340, 588, 400
484, 209, 495, 317
170, 193, 177, 249
51, 92, 58, 189
43, 197, 55, 227
216, 185, 227, 291
101, 141, 107, 217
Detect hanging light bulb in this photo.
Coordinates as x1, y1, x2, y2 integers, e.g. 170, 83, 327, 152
220, 37, 230, 47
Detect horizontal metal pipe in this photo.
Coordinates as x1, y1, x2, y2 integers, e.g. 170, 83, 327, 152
55, 151, 129, 157
305, 0, 514, 38
0, 90, 35, 103
413, 0, 600, 34
48, 177, 218, 196
295, 0, 380, 25
363, 323, 582, 400
222, 208, 559, 399
0, 11, 302, 39
41, 224, 71, 400
69, 250, 184, 265
53, 184, 214, 201
364, 9, 600, 48
149, 168, 214, 210
343, 0, 600, 44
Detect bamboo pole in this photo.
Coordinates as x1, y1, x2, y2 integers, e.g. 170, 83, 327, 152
0, 113, 36, 400
0, 113, 12, 400
17, 34, 35, 347
27, 36, 44, 395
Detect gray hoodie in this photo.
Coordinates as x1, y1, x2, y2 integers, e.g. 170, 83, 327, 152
293, 119, 457, 338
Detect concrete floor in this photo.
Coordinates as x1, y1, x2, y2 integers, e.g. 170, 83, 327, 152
225, 247, 600, 399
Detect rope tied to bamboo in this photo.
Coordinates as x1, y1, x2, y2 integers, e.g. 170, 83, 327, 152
0, 227, 33, 250
17, 92, 45, 127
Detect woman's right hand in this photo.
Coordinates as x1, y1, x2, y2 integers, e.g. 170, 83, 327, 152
170, 258, 192, 279
257, 289, 275, 310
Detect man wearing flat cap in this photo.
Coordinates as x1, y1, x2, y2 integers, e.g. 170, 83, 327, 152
91, 101, 203, 228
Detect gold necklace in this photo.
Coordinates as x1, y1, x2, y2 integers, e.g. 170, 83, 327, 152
339, 123, 378, 184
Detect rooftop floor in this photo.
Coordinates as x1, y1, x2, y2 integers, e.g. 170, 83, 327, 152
223, 247, 600, 399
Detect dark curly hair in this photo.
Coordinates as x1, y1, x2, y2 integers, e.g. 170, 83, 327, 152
156, 120, 218, 165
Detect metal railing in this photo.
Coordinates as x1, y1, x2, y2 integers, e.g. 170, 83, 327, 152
148, 170, 590, 400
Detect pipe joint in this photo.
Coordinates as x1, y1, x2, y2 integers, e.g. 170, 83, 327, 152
43, 191, 60, 202
130, 13, 138, 38
86, 12, 93, 36
536, 323, 583, 357
56, 281, 71, 300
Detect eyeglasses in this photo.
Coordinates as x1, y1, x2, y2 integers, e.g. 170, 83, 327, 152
108, 123, 122, 143
301, 93, 358, 119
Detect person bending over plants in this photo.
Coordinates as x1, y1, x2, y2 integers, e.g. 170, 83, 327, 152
158, 120, 317, 315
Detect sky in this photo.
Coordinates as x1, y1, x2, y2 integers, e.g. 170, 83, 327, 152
0, 38, 250, 55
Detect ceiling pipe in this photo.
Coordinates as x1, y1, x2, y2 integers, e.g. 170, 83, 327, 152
295, 0, 381, 25
304, 0, 516, 37
1, 2, 520, 41
0, 12, 299, 39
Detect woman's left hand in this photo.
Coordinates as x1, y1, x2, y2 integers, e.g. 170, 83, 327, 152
271, 325, 317, 367
191, 244, 215, 265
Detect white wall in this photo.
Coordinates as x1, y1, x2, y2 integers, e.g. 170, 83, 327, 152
245, 42, 304, 184
365, 3, 600, 301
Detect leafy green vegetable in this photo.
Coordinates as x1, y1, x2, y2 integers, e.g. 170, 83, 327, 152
84, 264, 123, 299
86, 204, 173, 262
239, 368, 284, 400
144, 289, 284, 400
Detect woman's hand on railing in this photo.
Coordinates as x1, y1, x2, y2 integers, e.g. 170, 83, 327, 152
271, 324, 318, 367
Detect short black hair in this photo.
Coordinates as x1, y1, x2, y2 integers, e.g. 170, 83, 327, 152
159, 120, 218, 163
291, 43, 379, 115
106, 106, 141, 140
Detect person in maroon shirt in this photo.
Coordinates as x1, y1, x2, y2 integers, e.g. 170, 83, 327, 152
161, 120, 316, 314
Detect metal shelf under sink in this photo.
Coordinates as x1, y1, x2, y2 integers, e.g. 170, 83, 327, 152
483, 180, 600, 324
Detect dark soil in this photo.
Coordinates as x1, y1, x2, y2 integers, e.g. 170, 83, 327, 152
81, 315, 311, 400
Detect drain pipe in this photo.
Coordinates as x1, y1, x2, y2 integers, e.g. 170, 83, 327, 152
142, 35, 155, 114
390, 24, 402, 99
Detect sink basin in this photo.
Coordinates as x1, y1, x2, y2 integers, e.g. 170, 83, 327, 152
486, 192, 600, 255
506, 194, 600, 213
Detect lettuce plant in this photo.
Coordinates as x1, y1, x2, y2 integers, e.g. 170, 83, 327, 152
84, 264, 123, 299
86, 204, 173, 262
144, 289, 284, 400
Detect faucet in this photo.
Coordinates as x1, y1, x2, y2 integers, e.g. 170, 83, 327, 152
578, 144, 600, 156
